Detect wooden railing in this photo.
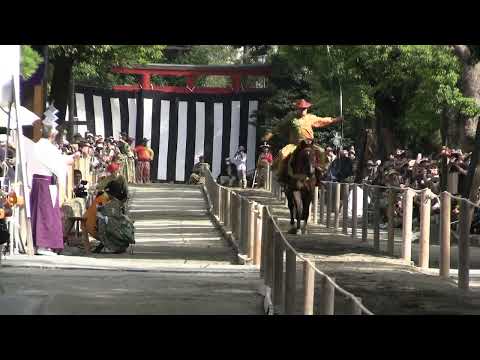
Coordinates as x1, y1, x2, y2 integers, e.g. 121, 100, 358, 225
202, 168, 373, 315
267, 174, 475, 292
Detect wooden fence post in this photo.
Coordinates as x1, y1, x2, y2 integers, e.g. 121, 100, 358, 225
219, 187, 224, 223
313, 186, 319, 224
303, 261, 315, 315
326, 182, 332, 228
362, 184, 369, 242
319, 186, 325, 225
373, 187, 381, 252
351, 183, 358, 239
217, 185, 222, 218
458, 200, 471, 291
224, 189, 231, 229
270, 168, 273, 192
231, 194, 238, 242
266, 165, 270, 191
284, 249, 297, 315
254, 204, 263, 266
264, 216, 274, 288
273, 232, 285, 313
334, 183, 341, 231
319, 276, 335, 315
240, 197, 248, 254
440, 192, 451, 278
260, 206, 269, 279
387, 188, 396, 256
401, 188, 414, 262
419, 189, 431, 269
248, 201, 256, 262
342, 183, 349, 234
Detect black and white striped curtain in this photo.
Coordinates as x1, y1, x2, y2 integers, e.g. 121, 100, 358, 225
70, 86, 265, 182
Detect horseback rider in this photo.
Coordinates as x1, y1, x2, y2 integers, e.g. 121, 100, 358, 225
272, 99, 343, 184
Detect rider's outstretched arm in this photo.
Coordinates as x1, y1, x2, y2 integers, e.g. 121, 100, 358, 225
309, 115, 342, 129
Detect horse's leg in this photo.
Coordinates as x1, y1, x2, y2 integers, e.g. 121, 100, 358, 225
286, 189, 297, 234
299, 190, 310, 234
293, 191, 303, 235
286, 189, 295, 226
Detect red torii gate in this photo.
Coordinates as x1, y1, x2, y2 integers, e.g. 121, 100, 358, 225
111, 63, 272, 94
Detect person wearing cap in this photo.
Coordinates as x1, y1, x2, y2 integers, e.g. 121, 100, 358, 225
96, 162, 128, 199
271, 99, 342, 183
256, 142, 273, 188
258, 142, 273, 165
134, 138, 154, 184
126, 137, 136, 183
233, 145, 248, 188
29, 105, 81, 256
118, 132, 135, 184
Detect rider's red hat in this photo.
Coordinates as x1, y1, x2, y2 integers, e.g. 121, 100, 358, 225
296, 99, 312, 109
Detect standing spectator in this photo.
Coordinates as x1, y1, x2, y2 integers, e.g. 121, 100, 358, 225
233, 145, 247, 189
29, 107, 80, 256
256, 142, 273, 188
134, 138, 154, 184
118, 132, 135, 183
326, 147, 336, 163
127, 137, 136, 183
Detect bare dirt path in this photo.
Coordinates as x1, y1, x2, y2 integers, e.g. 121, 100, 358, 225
238, 187, 480, 314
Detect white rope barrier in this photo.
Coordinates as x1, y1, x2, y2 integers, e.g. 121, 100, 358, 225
204, 169, 374, 315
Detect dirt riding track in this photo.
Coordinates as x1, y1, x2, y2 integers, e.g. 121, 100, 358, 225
238, 188, 480, 315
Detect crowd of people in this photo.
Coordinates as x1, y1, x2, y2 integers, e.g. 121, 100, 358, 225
35, 121, 155, 256
56, 130, 155, 188
320, 145, 474, 232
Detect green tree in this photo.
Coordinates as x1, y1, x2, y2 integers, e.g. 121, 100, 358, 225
165, 45, 239, 87
21, 45, 43, 80
262, 45, 479, 156
48, 45, 166, 121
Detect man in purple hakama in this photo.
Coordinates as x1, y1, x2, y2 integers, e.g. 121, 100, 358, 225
29, 106, 80, 256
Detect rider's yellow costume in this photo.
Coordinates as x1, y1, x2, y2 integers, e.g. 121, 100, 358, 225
273, 108, 337, 181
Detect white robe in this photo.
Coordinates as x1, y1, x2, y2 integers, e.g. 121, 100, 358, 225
233, 152, 247, 172
28, 138, 69, 188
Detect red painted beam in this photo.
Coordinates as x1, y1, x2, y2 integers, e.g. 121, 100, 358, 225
112, 85, 267, 94
112, 66, 271, 78
111, 65, 271, 94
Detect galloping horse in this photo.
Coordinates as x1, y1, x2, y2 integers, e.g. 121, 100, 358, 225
282, 141, 325, 235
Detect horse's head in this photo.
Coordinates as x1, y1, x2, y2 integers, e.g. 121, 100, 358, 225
292, 141, 316, 178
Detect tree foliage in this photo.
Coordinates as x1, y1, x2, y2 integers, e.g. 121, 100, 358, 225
48, 45, 167, 87
257, 45, 480, 156
21, 45, 43, 80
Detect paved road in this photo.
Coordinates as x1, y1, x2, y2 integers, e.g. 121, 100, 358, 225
0, 184, 263, 315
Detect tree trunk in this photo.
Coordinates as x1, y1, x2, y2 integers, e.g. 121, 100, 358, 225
48, 56, 73, 124
440, 108, 449, 192
462, 120, 480, 201
374, 93, 402, 160
459, 62, 480, 151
